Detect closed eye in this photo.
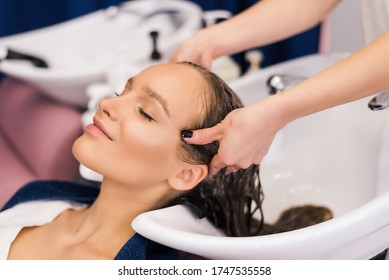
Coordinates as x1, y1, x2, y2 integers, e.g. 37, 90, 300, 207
138, 107, 155, 122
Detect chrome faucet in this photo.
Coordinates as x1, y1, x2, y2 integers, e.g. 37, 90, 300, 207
267, 74, 389, 111
368, 91, 389, 111
266, 74, 306, 95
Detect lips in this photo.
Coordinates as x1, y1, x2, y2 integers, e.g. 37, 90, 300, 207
91, 117, 113, 140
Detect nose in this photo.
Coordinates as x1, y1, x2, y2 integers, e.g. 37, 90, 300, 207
98, 97, 119, 121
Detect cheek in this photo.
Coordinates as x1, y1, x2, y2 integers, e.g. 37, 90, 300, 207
110, 123, 181, 182
120, 123, 176, 162
72, 122, 182, 185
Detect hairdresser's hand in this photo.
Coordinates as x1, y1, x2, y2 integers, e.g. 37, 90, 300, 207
170, 30, 215, 69
183, 98, 286, 174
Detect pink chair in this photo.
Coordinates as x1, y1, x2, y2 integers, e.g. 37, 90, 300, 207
0, 77, 83, 208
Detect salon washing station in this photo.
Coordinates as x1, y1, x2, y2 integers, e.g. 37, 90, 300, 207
133, 52, 389, 259
2, 50, 389, 259
2, 49, 389, 259
1, 0, 388, 259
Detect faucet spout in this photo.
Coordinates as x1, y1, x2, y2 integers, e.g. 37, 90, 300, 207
266, 74, 306, 95
368, 91, 389, 111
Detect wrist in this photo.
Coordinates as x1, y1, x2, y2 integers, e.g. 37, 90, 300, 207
267, 94, 296, 129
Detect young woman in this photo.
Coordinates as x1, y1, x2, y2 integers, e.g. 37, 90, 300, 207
0, 62, 331, 260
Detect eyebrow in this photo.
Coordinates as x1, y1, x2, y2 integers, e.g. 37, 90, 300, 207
126, 77, 171, 118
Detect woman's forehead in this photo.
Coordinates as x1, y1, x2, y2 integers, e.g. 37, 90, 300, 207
136, 63, 209, 124
134, 64, 207, 103
138, 63, 203, 84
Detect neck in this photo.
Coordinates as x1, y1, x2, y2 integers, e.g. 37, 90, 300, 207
35, 177, 177, 259
68, 177, 174, 245
88, 178, 150, 231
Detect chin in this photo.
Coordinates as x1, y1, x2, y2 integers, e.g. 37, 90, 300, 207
72, 136, 97, 171
72, 135, 113, 178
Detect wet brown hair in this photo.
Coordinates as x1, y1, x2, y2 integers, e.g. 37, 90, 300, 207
170, 61, 332, 237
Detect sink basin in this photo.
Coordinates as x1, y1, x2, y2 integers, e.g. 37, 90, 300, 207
0, 0, 202, 107
132, 52, 389, 259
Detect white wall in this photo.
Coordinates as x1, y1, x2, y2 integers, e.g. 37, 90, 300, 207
326, 0, 365, 52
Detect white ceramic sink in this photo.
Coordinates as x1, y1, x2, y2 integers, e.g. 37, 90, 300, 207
0, 0, 202, 107
133, 53, 389, 259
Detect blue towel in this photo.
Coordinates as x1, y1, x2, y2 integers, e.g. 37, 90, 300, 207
1, 180, 179, 260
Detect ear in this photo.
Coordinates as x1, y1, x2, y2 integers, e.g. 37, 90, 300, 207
168, 163, 208, 191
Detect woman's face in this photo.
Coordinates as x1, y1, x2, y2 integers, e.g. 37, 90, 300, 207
73, 63, 208, 188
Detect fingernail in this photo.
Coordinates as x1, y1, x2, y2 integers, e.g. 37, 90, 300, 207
181, 130, 193, 138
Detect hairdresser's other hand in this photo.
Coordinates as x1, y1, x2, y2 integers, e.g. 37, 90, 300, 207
183, 97, 286, 174
170, 30, 215, 69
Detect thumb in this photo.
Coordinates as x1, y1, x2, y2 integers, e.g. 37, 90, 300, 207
182, 124, 223, 145
169, 53, 178, 63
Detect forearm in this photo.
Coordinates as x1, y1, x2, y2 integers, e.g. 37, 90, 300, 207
270, 30, 389, 126
207, 0, 340, 58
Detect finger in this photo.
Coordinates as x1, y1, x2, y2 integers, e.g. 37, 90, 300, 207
182, 124, 224, 145
169, 48, 190, 64
200, 53, 213, 69
170, 54, 189, 64
169, 53, 178, 63
169, 47, 184, 63
225, 165, 240, 175
225, 166, 233, 175
209, 154, 227, 175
